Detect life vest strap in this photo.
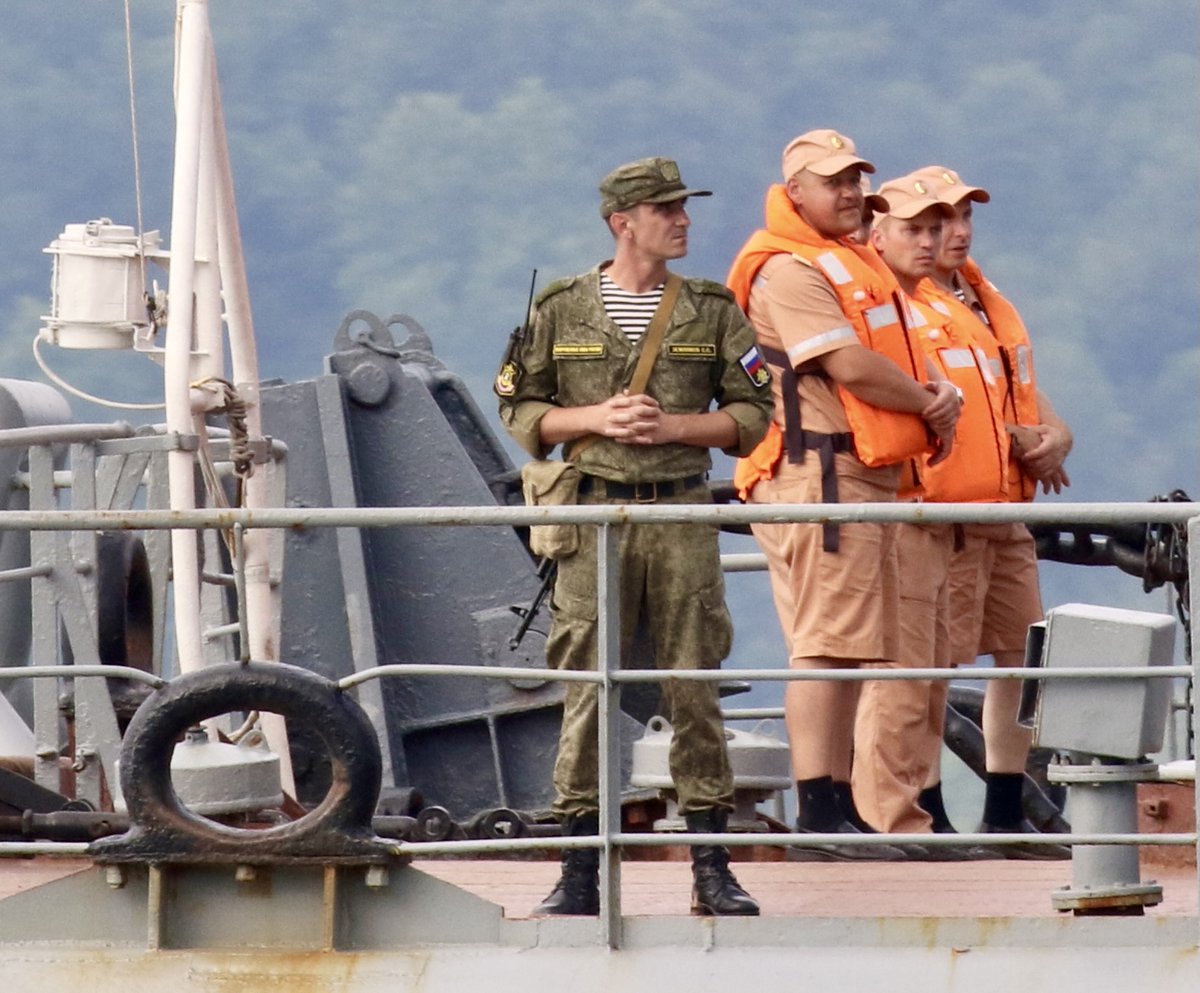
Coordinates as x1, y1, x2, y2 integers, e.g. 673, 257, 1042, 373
758, 343, 853, 552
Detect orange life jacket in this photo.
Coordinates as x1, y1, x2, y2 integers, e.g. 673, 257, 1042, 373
727, 185, 931, 487
902, 293, 1009, 503
732, 421, 783, 502
932, 260, 1040, 502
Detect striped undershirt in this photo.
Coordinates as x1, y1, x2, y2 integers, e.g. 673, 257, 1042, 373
600, 273, 664, 345
953, 278, 991, 327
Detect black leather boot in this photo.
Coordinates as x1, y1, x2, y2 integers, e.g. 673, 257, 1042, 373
686, 809, 760, 917
530, 813, 600, 916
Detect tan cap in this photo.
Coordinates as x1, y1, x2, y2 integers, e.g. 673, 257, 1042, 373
598, 157, 711, 218
909, 165, 990, 205
861, 176, 888, 216
876, 174, 956, 220
782, 129, 875, 180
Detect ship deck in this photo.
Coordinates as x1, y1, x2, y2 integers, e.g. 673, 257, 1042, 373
4, 854, 1200, 993
420, 857, 1200, 919
6, 854, 1196, 920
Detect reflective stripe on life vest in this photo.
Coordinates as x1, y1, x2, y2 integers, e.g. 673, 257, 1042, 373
907, 292, 1010, 503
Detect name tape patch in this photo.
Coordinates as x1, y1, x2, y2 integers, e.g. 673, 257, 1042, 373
668, 343, 717, 359
552, 343, 606, 359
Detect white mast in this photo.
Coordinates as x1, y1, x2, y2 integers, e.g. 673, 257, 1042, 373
166, 0, 292, 789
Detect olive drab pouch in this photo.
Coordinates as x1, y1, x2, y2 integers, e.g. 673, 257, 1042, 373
520, 459, 583, 559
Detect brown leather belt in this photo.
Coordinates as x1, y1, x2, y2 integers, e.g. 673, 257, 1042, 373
578, 473, 706, 503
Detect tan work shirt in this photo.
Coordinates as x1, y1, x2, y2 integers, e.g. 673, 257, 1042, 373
747, 254, 901, 488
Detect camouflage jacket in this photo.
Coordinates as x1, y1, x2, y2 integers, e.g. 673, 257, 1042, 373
496, 264, 773, 483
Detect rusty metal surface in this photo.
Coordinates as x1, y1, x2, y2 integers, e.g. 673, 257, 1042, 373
2, 945, 1199, 993
1, 859, 1199, 993
1139, 782, 1199, 869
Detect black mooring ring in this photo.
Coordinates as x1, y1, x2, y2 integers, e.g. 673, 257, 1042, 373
91, 661, 390, 863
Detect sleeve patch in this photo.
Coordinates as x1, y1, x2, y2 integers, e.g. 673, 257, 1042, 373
739, 346, 770, 388
494, 361, 519, 397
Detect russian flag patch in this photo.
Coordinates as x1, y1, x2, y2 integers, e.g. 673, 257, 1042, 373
739, 346, 770, 388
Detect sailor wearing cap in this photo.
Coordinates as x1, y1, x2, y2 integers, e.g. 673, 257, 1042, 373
851, 173, 1007, 852
726, 131, 961, 859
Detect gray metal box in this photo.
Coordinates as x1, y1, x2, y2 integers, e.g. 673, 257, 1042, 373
1032, 603, 1176, 759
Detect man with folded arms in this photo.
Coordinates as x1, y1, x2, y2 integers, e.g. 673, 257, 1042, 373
728, 131, 960, 858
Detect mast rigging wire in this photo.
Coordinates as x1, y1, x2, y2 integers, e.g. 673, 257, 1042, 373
124, 0, 149, 303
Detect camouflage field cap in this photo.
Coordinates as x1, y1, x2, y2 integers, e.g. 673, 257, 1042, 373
598, 157, 712, 218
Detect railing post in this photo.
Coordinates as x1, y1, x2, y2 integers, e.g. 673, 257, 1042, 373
1188, 514, 1200, 945
596, 522, 623, 948
28, 446, 59, 793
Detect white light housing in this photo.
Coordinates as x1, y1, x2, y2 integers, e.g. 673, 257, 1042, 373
40, 218, 167, 350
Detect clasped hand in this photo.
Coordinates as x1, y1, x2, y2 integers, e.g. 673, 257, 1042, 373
1011, 423, 1072, 493
595, 392, 670, 445
922, 380, 961, 467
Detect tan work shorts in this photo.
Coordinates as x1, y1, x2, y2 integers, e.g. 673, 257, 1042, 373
947, 522, 1043, 664
897, 523, 954, 668
750, 461, 899, 663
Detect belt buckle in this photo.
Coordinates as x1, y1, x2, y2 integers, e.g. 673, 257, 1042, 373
634, 481, 658, 503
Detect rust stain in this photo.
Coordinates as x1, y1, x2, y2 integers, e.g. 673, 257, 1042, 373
1169, 945, 1200, 968
914, 915, 942, 949
183, 950, 431, 991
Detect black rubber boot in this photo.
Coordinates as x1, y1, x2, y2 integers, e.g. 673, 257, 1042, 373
686, 809, 760, 917
530, 813, 600, 916
918, 783, 957, 834
832, 781, 876, 834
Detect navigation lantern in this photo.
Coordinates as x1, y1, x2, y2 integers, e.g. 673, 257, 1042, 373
40, 218, 166, 350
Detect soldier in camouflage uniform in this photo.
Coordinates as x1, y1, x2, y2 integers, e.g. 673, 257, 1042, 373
496, 157, 772, 917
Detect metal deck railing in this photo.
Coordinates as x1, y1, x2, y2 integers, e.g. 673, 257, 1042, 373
0, 500, 1197, 948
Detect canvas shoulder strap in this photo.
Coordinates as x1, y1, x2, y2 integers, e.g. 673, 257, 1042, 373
626, 272, 682, 394
569, 271, 682, 460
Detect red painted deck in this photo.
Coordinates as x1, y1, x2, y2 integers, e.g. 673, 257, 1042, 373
417, 857, 1198, 919
4, 856, 1195, 920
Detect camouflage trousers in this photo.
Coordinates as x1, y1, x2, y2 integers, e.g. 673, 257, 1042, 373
546, 485, 734, 820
